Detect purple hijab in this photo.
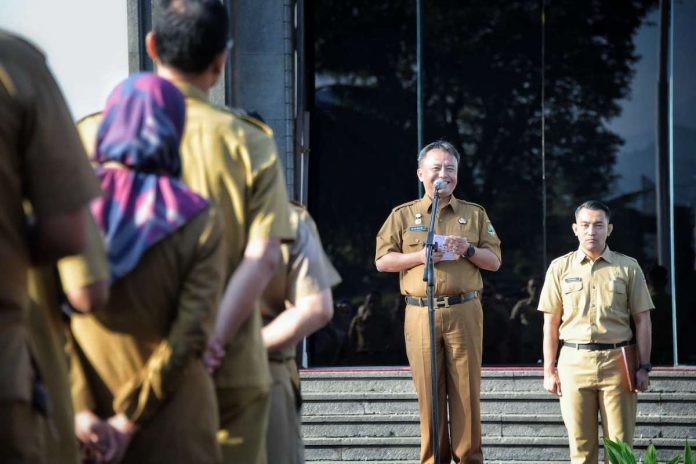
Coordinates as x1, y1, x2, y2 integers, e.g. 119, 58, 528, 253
90, 73, 208, 281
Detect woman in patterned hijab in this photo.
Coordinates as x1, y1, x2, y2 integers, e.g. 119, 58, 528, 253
72, 73, 225, 463
90, 72, 208, 280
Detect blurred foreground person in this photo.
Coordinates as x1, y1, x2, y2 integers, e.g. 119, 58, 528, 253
261, 202, 341, 463
70, 73, 225, 463
0, 31, 100, 463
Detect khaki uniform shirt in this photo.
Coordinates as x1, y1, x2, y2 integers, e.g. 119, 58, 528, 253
77, 82, 294, 389
70, 207, 225, 424
261, 204, 341, 358
375, 195, 501, 296
537, 246, 654, 343
0, 32, 100, 401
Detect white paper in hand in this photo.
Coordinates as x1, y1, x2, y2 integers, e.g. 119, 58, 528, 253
434, 234, 457, 261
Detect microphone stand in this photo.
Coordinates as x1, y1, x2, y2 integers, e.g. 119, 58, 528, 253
422, 187, 441, 464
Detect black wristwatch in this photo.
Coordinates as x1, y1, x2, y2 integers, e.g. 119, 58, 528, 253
638, 363, 652, 373
465, 244, 476, 258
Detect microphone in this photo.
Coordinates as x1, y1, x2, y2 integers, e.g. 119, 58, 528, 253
433, 179, 448, 191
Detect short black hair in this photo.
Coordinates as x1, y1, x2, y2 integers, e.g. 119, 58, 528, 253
574, 200, 611, 221
153, 0, 229, 74
417, 140, 461, 166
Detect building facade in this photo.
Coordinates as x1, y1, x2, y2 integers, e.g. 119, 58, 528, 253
12, 0, 694, 368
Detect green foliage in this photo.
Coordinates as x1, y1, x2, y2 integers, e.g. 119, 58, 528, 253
603, 438, 694, 464
643, 444, 656, 464
604, 437, 637, 464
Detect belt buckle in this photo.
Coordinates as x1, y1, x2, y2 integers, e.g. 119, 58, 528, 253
436, 298, 448, 308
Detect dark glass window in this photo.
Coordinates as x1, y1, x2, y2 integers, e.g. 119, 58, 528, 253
672, 0, 696, 365
306, 0, 687, 367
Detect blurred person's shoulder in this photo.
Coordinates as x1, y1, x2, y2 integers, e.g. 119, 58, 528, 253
0, 30, 46, 65
0, 31, 50, 98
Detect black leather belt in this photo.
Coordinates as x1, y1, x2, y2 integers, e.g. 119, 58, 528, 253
562, 341, 631, 351
405, 290, 480, 308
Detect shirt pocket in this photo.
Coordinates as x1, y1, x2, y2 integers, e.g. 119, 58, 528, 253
561, 280, 584, 309
607, 278, 628, 310
454, 221, 478, 247
403, 230, 427, 252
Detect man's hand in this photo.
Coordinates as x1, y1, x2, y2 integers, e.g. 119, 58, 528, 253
543, 368, 563, 396
104, 414, 136, 464
443, 235, 470, 256
634, 369, 650, 392
75, 410, 119, 463
420, 245, 444, 265
202, 337, 226, 374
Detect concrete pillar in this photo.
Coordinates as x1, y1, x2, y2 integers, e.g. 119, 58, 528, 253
231, 0, 296, 197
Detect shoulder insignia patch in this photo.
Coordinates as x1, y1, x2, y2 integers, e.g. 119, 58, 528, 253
487, 223, 496, 236
238, 113, 273, 136
392, 199, 420, 213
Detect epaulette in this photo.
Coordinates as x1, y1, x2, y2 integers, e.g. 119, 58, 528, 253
456, 198, 485, 211
226, 106, 273, 136
289, 200, 306, 210
391, 199, 420, 213
549, 251, 576, 266
611, 251, 638, 264
76, 111, 103, 126
238, 113, 273, 136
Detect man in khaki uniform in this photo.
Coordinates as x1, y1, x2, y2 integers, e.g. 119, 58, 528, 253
376, 140, 501, 464
144, 2, 292, 462
0, 31, 101, 463
260, 202, 341, 463
538, 200, 653, 464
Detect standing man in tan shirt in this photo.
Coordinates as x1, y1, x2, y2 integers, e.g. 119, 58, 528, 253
375, 140, 501, 464
146, 2, 293, 463
261, 202, 341, 464
538, 200, 653, 464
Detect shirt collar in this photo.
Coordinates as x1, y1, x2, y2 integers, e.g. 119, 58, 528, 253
172, 81, 209, 103
575, 245, 614, 264
418, 193, 458, 214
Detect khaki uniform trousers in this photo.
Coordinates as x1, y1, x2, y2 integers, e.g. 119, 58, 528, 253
405, 298, 483, 464
0, 400, 44, 464
217, 386, 271, 464
557, 345, 637, 464
266, 357, 304, 464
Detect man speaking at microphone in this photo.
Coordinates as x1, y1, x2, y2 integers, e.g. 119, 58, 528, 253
375, 140, 501, 464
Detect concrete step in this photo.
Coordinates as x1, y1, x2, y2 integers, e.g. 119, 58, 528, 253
303, 391, 696, 416
301, 368, 696, 394
309, 462, 569, 464
303, 413, 696, 440
300, 368, 696, 462
304, 436, 688, 461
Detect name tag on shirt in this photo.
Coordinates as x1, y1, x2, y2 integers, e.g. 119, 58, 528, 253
564, 276, 582, 283
409, 225, 428, 232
